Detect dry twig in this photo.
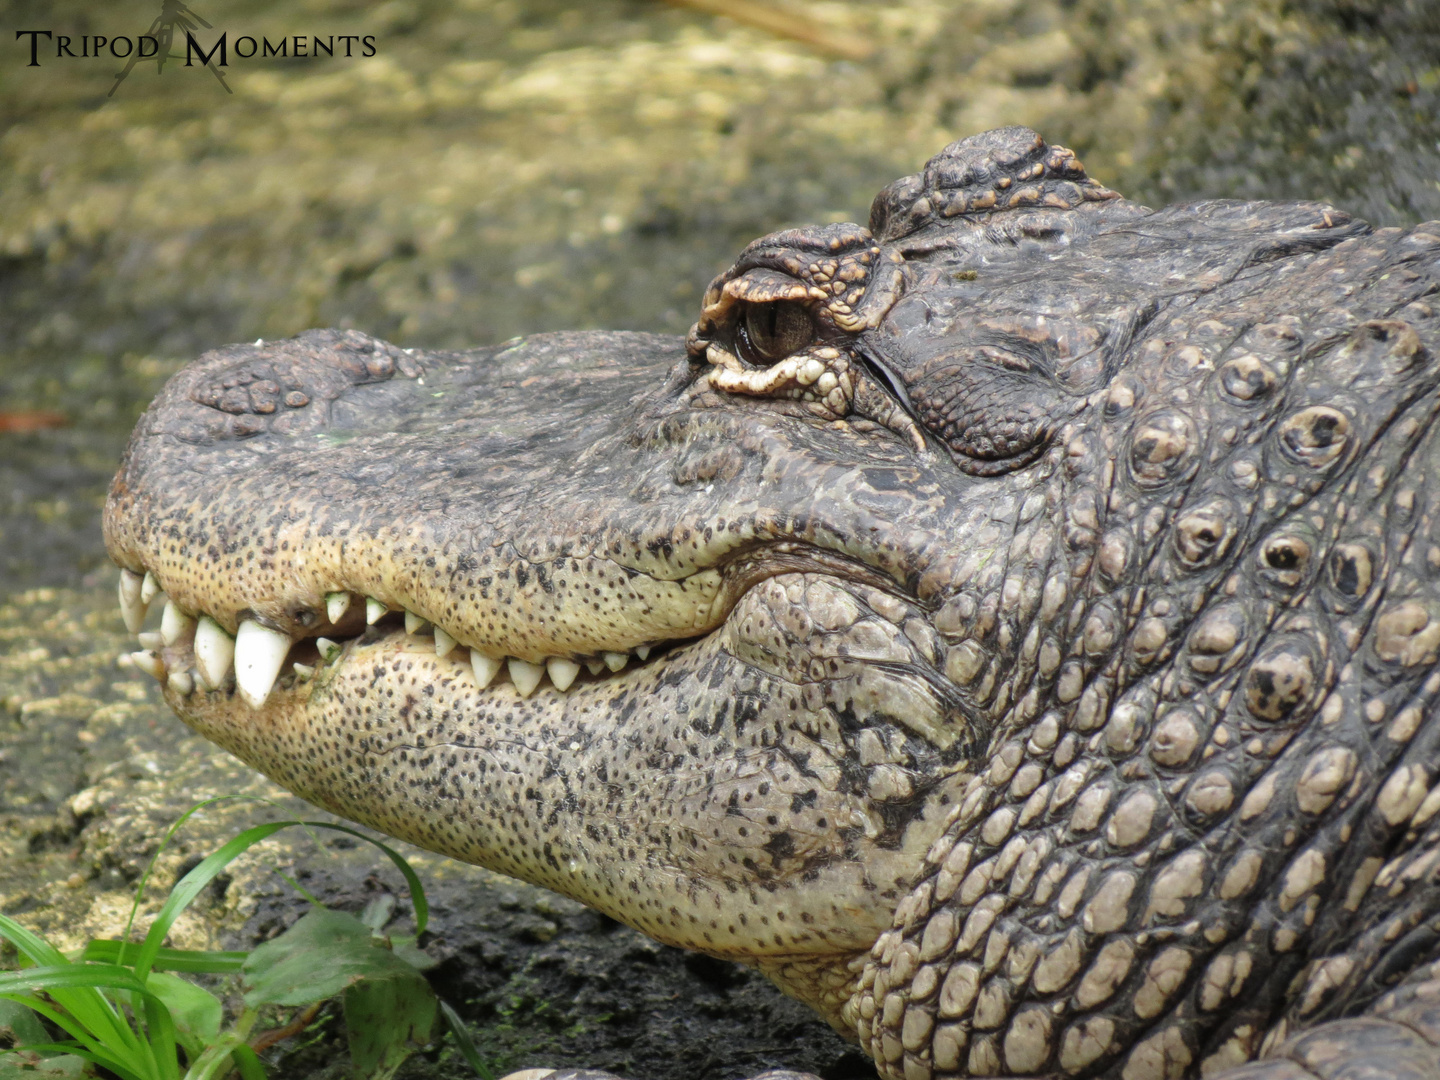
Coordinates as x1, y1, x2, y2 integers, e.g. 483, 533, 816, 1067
662, 0, 876, 61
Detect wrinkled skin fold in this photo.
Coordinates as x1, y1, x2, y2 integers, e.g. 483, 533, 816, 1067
105, 129, 1440, 1079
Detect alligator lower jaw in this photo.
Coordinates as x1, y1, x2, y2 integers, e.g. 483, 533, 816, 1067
122, 592, 970, 978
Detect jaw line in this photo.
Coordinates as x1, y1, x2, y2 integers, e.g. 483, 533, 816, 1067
156, 613, 966, 967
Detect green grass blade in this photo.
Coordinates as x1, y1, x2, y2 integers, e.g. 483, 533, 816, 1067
438, 1000, 494, 1080
133, 822, 293, 982
0, 1041, 152, 1080
266, 867, 322, 907
179, 1036, 249, 1080
0, 912, 67, 968
0, 965, 176, 1076
141, 991, 181, 1080
0, 994, 150, 1080
1, 991, 107, 1047
121, 796, 292, 950
134, 819, 429, 982
0, 1040, 83, 1055
0, 965, 149, 994
0, 952, 143, 1066
228, 1043, 267, 1080
305, 824, 429, 935
82, 941, 248, 974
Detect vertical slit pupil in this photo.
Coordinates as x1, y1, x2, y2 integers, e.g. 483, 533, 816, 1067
744, 302, 812, 361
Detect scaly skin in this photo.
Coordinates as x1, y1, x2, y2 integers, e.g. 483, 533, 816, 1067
103, 128, 1440, 1078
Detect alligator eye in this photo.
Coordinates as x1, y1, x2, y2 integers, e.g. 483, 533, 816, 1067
741, 302, 814, 363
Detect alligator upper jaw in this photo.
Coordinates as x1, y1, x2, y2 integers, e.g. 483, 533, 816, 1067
104, 327, 987, 711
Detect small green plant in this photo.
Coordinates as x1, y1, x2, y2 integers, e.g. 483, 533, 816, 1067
0, 801, 495, 1080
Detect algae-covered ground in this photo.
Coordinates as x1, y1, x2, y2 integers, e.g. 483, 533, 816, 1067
1, 0, 1438, 1077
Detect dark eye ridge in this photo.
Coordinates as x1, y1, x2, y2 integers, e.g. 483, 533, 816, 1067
741, 301, 814, 363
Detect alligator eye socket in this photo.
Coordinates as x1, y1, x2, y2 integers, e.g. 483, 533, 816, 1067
741, 302, 814, 363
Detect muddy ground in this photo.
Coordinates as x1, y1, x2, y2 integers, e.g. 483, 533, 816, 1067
1, 0, 1438, 1076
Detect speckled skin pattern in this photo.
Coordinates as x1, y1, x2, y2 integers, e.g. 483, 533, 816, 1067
105, 129, 1440, 1078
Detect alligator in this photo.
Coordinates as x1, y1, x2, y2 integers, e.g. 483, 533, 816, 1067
103, 127, 1440, 1079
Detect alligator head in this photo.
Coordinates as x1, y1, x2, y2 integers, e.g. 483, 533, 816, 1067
105, 128, 1440, 1077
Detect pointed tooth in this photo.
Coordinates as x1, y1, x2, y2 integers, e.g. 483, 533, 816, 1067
119, 568, 143, 605
326, 592, 352, 623
405, 610, 427, 635
292, 662, 315, 681
471, 650, 501, 689
603, 651, 628, 672
433, 627, 457, 657
235, 620, 293, 709
547, 658, 580, 692
119, 570, 147, 633
194, 616, 235, 690
161, 600, 195, 646
508, 658, 544, 697
316, 637, 342, 664
138, 632, 165, 651
120, 601, 147, 635
140, 571, 161, 605
634, 645, 651, 661
130, 650, 166, 681
366, 597, 388, 625
586, 658, 605, 676
168, 671, 194, 696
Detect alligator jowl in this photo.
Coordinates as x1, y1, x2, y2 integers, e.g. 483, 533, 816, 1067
104, 127, 1440, 1079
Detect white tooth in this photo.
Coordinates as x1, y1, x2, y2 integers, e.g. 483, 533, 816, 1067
508, 658, 544, 697
234, 620, 293, 709
168, 671, 194, 696
635, 645, 651, 661
547, 658, 579, 692
326, 592, 352, 623
433, 627, 457, 657
138, 632, 165, 651
119, 570, 147, 634
130, 650, 165, 681
586, 658, 605, 676
405, 610, 427, 635
470, 650, 501, 689
161, 601, 195, 646
194, 616, 235, 691
366, 597, 388, 624
140, 571, 161, 605
292, 662, 315, 681
603, 651, 628, 672
119, 568, 143, 605
316, 637, 342, 664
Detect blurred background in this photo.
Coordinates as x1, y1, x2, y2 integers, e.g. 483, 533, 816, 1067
0, 0, 1437, 1076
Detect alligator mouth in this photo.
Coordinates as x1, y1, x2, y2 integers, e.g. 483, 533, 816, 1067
114, 540, 906, 711
117, 569, 680, 706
